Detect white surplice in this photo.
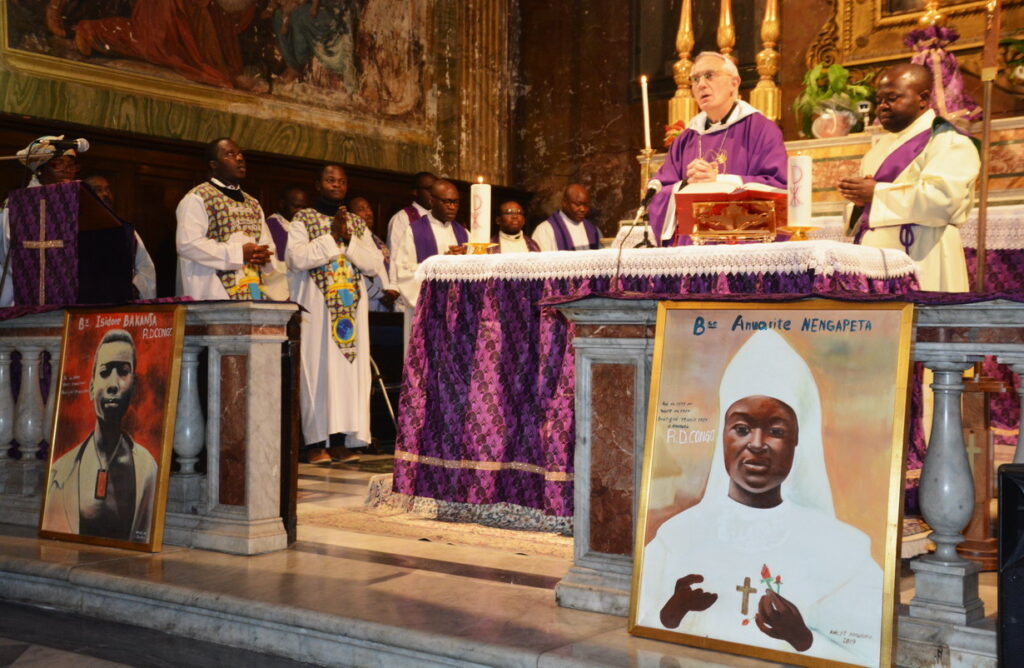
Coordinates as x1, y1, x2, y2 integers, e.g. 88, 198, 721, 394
286, 214, 385, 447
855, 109, 979, 292
531, 211, 593, 252
392, 212, 460, 308
175, 180, 282, 300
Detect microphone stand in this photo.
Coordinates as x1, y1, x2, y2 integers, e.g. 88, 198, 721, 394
634, 207, 655, 248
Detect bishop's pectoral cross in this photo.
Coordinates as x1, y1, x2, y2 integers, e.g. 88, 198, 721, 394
736, 576, 758, 616
20, 200, 64, 305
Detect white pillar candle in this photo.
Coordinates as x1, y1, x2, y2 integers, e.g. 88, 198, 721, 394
641, 75, 652, 151
787, 154, 813, 227
470, 177, 491, 244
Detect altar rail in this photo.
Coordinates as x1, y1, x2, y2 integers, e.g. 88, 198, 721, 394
0, 302, 298, 556
555, 297, 1024, 666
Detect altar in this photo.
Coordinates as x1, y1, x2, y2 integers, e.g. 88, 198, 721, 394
392, 241, 919, 526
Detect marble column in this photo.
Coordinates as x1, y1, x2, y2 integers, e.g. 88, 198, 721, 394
179, 303, 295, 555
553, 299, 656, 615
167, 344, 205, 519
15, 345, 45, 496
909, 357, 985, 626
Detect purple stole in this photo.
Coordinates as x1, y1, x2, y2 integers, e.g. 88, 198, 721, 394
403, 204, 419, 223
265, 213, 289, 261
546, 213, 600, 250
854, 119, 966, 252
410, 214, 469, 262
488, 232, 541, 253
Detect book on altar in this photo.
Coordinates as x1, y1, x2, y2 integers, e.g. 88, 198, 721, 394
673, 182, 788, 243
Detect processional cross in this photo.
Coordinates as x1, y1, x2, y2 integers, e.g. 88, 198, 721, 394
20, 200, 63, 305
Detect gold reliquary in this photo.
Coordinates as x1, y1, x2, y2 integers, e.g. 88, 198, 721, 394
673, 190, 788, 245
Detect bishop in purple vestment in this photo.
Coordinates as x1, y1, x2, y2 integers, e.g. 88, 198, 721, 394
648, 52, 788, 243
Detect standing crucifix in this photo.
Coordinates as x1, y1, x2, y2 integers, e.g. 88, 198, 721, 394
21, 200, 64, 305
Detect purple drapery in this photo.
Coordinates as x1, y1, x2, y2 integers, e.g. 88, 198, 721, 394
393, 270, 919, 517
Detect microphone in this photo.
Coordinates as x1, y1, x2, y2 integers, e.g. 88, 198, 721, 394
39, 137, 90, 153
640, 179, 662, 208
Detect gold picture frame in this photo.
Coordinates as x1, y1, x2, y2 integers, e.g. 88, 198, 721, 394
38, 305, 185, 552
629, 299, 914, 668
834, 0, 1023, 66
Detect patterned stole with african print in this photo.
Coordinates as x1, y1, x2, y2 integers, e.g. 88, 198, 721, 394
191, 182, 266, 300
295, 207, 368, 362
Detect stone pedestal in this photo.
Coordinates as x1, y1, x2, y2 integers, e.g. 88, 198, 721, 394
553, 299, 656, 615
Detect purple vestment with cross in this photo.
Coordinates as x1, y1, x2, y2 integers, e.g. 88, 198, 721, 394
648, 112, 788, 242
7, 182, 80, 306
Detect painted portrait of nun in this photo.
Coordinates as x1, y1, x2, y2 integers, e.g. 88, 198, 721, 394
636, 329, 883, 666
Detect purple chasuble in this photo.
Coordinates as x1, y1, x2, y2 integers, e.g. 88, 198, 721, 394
648, 112, 788, 242
410, 214, 469, 262
265, 213, 291, 261
546, 214, 600, 250
7, 182, 81, 306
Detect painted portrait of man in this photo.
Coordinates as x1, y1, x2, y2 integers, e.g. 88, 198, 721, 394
41, 328, 158, 543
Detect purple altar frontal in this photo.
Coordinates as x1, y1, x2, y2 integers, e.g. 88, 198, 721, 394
393, 242, 919, 518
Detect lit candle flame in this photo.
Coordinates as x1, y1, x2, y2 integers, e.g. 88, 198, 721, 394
477, 176, 484, 184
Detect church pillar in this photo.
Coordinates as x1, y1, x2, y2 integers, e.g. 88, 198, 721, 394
456, 0, 510, 183
908, 358, 985, 626
183, 303, 294, 556
553, 299, 656, 615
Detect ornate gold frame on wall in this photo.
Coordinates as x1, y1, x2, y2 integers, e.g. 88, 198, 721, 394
809, 0, 1023, 67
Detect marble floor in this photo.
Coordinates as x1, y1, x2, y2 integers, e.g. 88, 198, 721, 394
0, 458, 1003, 667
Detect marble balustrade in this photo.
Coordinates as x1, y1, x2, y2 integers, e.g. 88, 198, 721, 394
0, 302, 297, 556
555, 297, 1024, 667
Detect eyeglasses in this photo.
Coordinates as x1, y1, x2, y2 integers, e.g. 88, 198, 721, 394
435, 197, 459, 205
500, 209, 523, 216
689, 70, 721, 85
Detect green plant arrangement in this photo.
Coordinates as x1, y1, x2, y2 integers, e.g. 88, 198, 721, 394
792, 63, 875, 138
1002, 34, 1024, 87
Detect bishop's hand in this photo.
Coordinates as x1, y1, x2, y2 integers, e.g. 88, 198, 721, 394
755, 590, 813, 652
660, 574, 718, 629
686, 158, 718, 183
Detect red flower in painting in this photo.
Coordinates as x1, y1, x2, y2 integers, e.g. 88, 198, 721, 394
761, 564, 771, 580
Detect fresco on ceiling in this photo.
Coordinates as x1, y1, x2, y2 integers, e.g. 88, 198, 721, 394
5, 0, 431, 122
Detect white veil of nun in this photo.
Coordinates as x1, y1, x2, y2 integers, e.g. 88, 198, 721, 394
701, 329, 835, 517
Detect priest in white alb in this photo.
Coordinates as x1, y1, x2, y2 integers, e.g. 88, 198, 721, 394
287, 163, 387, 462
838, 63, 979, 292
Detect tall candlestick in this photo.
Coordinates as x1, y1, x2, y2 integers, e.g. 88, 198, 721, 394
641, 75, 652, 151
470, 177, 491, 244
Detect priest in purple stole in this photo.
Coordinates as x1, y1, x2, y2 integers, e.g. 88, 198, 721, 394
386, 171, 435, 281
392, 179, 469, 309
532, 184, 600, 251
838, 63, 978, 292
647, 52, 788, 244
